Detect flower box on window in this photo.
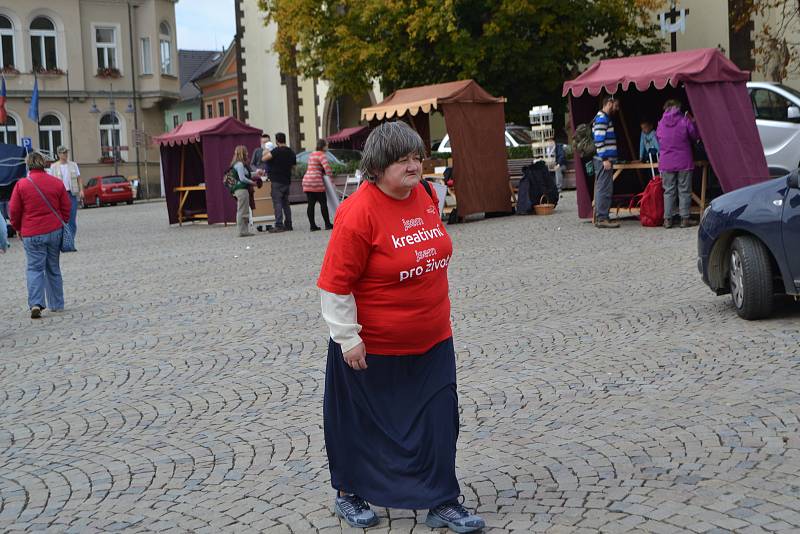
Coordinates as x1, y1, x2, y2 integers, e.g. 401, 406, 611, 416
99, 156, 115, 164
96, 67, 121, 79
33, 66, 65, 76
1, 66, 20, 76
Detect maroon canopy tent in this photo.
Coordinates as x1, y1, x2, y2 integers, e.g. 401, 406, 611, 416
154, 117, 261, 225
327, 126, 370, 150
362, 80, 512, 218
563, 48, 768, 219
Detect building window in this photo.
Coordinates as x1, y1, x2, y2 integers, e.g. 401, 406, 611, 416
38, 114, 62, 155
159, 21, 172, 74
0, 113, 18, 145
30, 16, 57, 71
99, 112, 121, 158
231, 98, 238, 119
186, 111, 192, 121
205, 103, 212, 118
173, 114, 179, 128
0, 15, 15, 69
140, 37, 151, 74
217, 101, 224, 117
95, 27, 117, 70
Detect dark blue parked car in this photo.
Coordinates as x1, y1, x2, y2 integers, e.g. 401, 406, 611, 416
698, 172, 800, 319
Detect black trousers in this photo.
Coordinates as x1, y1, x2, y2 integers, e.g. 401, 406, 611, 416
306, 192, 331, 228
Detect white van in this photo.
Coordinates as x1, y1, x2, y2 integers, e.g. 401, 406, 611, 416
435, 125, 534, 153
747, 81, 800, 176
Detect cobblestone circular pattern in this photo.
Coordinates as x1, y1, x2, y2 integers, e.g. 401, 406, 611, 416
2, 194, 800, 533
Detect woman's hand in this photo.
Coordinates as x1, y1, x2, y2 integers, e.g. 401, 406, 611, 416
343, 343, 368, 370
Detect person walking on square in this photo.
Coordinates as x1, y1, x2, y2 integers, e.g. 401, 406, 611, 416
302, 139, 334, 231
317, 122, 484, 533
0, 210, 9, 253
264, 132, 296, 232
9, 151, 71, 318
48, 146, 81, 242
592, 96, 620, 228
657, 99, 700, 228
230, 145, 255, 237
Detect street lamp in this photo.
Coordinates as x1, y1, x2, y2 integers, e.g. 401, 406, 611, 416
89, 83, 134, 175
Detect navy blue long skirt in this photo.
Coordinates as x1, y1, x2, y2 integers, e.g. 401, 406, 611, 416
324, 337, 461, 509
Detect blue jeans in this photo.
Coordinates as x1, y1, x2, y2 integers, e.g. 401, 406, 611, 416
0, 213, 8, 251
22, 229, 64, 310
68, 193, 78, 239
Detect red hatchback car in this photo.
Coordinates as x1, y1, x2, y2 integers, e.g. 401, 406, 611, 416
82, 175, 134, 208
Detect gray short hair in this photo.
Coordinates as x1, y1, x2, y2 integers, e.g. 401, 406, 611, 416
359, 122, 426, 182
26, 151, 48, 170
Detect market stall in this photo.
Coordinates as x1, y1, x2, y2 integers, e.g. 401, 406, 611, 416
563, 48, 769, 219
154, 117, 262, 225
362, 79, 512, 218
326, 125, 370, 150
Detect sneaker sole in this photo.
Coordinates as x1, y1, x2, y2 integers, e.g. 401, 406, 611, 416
425, 514, 484, 533
334, 502, 379, 528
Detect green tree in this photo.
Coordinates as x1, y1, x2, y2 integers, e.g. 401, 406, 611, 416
731, 0, 800, 82
258, 0, 663, 126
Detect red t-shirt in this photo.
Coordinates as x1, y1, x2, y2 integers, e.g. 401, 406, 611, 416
317, 181, 453, 355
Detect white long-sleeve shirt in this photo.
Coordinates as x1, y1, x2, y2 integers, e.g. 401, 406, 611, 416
320, 289, 362, 352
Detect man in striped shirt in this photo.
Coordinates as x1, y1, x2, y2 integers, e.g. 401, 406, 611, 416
592, 97, 620, 228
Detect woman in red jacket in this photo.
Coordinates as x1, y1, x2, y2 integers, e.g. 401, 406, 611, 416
9, 151, 71, 318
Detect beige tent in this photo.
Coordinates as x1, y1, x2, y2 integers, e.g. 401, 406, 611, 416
362, 80, 512, 217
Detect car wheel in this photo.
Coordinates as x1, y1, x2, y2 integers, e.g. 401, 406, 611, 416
126, 200, 133, 205
729, 236, 774, 319
95, 197, 101, 208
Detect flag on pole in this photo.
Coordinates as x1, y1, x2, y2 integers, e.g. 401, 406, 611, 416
0, 77, 7, 124
27, 76, 39, 122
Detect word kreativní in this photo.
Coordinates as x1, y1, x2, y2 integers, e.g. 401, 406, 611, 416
391, 227, 445, 249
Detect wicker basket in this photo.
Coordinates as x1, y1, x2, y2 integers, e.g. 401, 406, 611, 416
534, 194, 555, 215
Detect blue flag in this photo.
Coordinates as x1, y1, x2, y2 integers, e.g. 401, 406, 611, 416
27, 76, 39, 122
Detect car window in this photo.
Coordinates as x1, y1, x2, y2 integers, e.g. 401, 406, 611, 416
508, 128, 534, 145
103, 176, 127, 184
87, 178, 97, 187
751, 88, 797, 122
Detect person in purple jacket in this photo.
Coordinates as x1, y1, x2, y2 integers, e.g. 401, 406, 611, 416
657, 99, 700, 228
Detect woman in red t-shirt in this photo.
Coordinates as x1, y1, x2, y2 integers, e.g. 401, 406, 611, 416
317, 122, 484, 533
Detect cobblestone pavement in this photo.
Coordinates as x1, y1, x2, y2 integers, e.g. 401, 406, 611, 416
1, 193, 800, 533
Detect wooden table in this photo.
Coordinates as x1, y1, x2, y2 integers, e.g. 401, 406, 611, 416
173, 185, 207, 225
591, 160, 710, 222
612, 160, 710, 211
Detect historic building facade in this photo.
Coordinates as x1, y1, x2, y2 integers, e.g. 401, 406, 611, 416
233, 0, 380, 152
0, 0, 179, 198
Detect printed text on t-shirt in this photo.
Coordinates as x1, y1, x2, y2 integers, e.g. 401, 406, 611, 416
391, 227, 445, 249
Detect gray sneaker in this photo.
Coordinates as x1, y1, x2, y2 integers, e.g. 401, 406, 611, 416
334, 494, 379, 528
426, 500, 485, 533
